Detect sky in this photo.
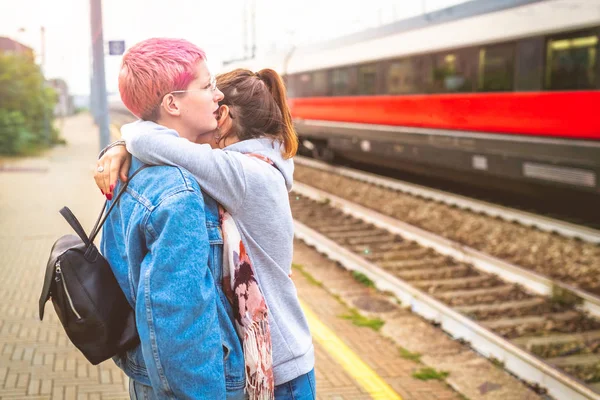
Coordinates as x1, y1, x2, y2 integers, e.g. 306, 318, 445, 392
0, 0, 468, 96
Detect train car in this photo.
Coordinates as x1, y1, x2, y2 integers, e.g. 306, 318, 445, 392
231, 0, 600, 194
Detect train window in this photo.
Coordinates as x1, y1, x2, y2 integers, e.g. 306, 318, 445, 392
545, 31, 598, 90
357, 64, 377, 95
432, 52, 472, 92
332, 68, 352, 96
515, 38, 544, 91
478, 44, 514, 91
312, 70, 329, 96
478, 43, 515, 91
292, 72, 312, 97
285, 74, 298, 98
297, 73, 312, 97
387, 59, 418, 94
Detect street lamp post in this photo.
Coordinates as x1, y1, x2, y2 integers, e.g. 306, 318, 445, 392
40, 26, 46, 69
90, 0, 111, 150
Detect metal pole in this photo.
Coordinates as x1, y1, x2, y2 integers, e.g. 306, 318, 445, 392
250, 0, 256, 58
243, 0, 248, 59
90, 74, 98, 124
90, 0, 110, 150
40, 26, 46, 68
89, 46, 99, 125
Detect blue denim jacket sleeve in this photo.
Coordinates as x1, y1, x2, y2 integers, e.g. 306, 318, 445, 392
137, 189, 227, 400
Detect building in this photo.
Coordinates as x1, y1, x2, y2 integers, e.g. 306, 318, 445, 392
0, 37, 34, 58
48, 78, 75, 117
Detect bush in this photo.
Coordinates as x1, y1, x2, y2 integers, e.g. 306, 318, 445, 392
0, 52, 58, 154
0, 110, 34, 155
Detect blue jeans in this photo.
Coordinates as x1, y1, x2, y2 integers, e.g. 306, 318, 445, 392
130, 370, 316, 400
274, 369, 316, 400
129, 379, 156, 400
129, 379, 246, 400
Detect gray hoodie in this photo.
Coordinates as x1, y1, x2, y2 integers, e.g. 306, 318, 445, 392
121, 121, 314, 386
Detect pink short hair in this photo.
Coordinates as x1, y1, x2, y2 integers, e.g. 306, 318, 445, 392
118, 38, 206, 120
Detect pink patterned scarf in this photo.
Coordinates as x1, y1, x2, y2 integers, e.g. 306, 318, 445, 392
219, 153, 275, 399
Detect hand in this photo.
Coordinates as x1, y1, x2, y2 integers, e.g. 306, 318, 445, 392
94, 144, 131, 200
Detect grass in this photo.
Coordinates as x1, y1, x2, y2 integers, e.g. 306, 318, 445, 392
292, 263, 386, 331
412, 367, 450, 381
340, 308, 385, 331
489, 357, 505, 369
551, 285, 582, 307
352, 271, 375, 288
332, 293, 344, 304
292, 264, 454, 390
398, 347, 422, 362
291, 263, 323, 288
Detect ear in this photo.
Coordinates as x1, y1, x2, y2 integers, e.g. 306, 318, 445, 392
161, 93, 181, 117
215, 105, 237, 149
216, 104, 230, 128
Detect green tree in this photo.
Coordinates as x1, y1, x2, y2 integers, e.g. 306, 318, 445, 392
0, 52, 58, 154
0, 110, 33, 155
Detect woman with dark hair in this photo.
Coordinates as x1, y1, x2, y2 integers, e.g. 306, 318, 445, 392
96, 67, 315, 400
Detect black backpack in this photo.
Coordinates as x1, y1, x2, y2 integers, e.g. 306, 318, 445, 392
39, 166, 147, 365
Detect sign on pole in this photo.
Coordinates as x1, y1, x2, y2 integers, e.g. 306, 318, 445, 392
108, 40, 125, 55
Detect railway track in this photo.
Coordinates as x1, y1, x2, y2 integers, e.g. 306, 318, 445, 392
295, 156, 600, 244
290, 182, 600, 399
294, 158, 600, 298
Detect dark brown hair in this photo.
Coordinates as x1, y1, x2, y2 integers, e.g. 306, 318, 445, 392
216, 68, 298, 159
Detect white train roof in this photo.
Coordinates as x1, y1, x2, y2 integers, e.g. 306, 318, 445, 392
288, 0, 600, 74
241, 0, 600, 75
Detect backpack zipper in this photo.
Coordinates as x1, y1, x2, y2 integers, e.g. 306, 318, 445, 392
55, 261, 82, 319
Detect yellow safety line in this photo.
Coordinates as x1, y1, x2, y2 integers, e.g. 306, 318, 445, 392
300, 300, 403, 400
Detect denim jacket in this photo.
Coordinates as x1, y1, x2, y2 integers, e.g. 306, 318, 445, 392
100, 157, 245, 399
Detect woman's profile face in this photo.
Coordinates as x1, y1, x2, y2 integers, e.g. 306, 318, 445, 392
176, 60, 224, 142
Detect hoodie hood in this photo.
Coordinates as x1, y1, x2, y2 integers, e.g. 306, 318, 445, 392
225, 138, 294, 191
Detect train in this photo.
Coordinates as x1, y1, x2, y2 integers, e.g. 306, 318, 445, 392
227, 0, 600, 195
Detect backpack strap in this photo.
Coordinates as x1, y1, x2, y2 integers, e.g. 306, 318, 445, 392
88, 165, 149, 243
58, 165, 149, 246
59, 207, 92, 246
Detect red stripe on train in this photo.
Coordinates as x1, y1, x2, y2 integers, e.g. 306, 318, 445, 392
288, 91, 600, 140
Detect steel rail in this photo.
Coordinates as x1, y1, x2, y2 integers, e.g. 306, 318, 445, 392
294, 156, 600, 244
293, 210, 600, 400
292, 182, 600, 320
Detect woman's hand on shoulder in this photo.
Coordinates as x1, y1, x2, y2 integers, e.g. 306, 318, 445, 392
94, 144, 131, 200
